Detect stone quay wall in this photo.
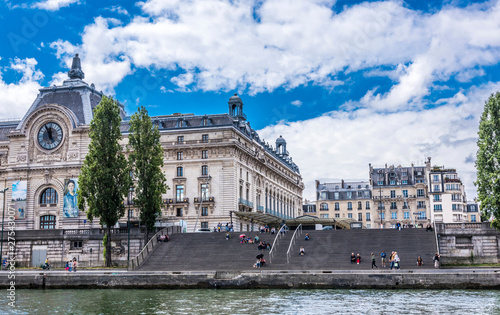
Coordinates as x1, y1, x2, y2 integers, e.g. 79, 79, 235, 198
436, 223, 500, 265
2, 270, 500, 290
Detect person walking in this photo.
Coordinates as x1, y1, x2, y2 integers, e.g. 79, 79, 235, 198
72, 258, 77, 272
371, 252, 378, 269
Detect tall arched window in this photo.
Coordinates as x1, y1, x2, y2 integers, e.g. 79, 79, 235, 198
40, 215, 56, 229
40, 188, 58, 205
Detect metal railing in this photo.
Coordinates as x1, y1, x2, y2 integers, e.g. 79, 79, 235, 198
128, 225, 181, 270
268, 225, 288, 264
286, 224, 303, 264
238, 198, 253, 208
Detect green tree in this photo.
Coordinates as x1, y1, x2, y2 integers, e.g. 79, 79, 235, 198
476, 91, 500, 229
128, 106, 168, 242
78, 96, 131, 267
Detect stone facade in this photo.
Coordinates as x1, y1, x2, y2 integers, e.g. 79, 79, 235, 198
315, 180, 374, 227
0, 54, 304, 254
436, 222, 499, 264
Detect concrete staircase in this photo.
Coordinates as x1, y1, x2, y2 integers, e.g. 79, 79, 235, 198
138, 229, 438, 271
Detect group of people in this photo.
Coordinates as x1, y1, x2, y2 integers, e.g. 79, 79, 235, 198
350, 253, 362, 264
157, 234, 169, 242
253, 253, 266, 268
214, 222, 234, 232
65, 258, 78, 272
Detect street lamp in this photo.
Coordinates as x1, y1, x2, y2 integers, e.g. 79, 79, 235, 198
127, 187, 134, 268
193, 175, 211, 232
0, 188, 9, 262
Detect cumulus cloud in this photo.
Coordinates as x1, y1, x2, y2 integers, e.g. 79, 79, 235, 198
32, 0, 79, 11
46, 0, 500, 110
258, 82, 499, 201
0, 58, 44, 118
291, 100, 302, 107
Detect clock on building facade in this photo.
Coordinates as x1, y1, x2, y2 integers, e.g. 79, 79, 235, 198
38, 122, 63, 150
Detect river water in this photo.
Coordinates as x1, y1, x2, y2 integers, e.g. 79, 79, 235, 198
3, 289, 499, 314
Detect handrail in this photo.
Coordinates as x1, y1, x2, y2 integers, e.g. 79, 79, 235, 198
286, 224, 302, 264
434, 224, 440, 255
128, 225, 180, 270
268, 225, 287, 264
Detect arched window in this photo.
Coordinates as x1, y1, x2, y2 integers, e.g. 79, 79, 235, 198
40, 188, 58, 205
40, 215, 56, 229
177, 167, 183, 177
320, 203, 328, 210
334, 202, 339, 210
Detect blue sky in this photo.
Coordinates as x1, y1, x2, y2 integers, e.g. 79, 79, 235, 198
1, 0, 500, 200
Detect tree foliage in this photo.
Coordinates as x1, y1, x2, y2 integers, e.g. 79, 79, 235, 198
476, 91, 500, 229
77, 96, 131, 267
128, 106, 168, 239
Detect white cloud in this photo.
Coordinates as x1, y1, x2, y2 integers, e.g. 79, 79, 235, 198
47, 0, 500, 108
107, 5, 129, 16
0, 58, 44, 118
258, 82, 499, 201
291, 100, 302, 107
32, 0, 79, 11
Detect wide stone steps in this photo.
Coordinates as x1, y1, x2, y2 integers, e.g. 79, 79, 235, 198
138, 229, 438, 271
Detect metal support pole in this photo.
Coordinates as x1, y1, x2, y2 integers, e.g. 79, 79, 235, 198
127, 188, 132, 268
0, 188, 9, 262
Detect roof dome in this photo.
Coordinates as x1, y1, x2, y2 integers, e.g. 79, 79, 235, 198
276, 135, 286, 144
228, 93, 242, 103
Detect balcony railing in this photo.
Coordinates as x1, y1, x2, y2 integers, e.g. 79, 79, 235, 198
164, 198, 189, 204
265, 208, 293, 219
194, 197, 215, 203
238, 198, 253, 208
257, 205, 264, 211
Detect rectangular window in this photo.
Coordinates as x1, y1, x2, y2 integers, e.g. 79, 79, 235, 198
417, 189, 425, 197
335, 203, 339, 211
377, 181, 384, 185
433, 195, 441, 202
201, 222, 209, 229
202, 150, 208, 159
402, 180, 408, 185
177, 136, 184, 143
201, 207, 208, 216
320, 214, 329, 218
402, 172, 407, 176
391, 212, 397, 220
433, 185, 440, 192
348, 213, 353, 219
176, 208, 183, 217
390, 180, 396, 185
390, 190, 396, 198
357, 191, 363, 198
364, 191, 370, 198
177, 167, 183, 177
177, 151, 183, 160
176, 185, 184, 201
417, 201, 426, 209
358, 202, 362, 210
71, 241, 83, 249
202, 165, 208, 176
201, 183, 209, 200
358, 213, 363, 221
391, 202, 397, 210
366, 202, 370, 209
366, 213, 371, 221
202, 134, 209, 143
433, 175, 439, 182
334, 192, 339, 200
404, 211, 409, 219
434, 204, 442, 211
347, 202, 352, 210
334, 214, 340, 218
402, 190, 408, 198
418, 211, 426, 220
471, 215, 476, 222
346, 192, 352, 199
380, 212, 385, 220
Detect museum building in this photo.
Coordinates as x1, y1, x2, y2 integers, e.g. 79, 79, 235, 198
0, 55, 304, 234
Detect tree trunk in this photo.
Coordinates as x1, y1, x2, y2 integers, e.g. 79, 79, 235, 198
106, 226, 112, 267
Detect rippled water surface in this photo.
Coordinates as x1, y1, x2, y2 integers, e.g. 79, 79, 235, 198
3, 289, 500, 314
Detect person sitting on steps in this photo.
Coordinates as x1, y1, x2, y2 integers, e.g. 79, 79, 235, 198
304, 233, 310, 241
351, 253, 356, 263
299, 246, 305, 255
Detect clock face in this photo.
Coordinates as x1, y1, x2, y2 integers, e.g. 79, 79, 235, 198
38, 122, 63, 150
